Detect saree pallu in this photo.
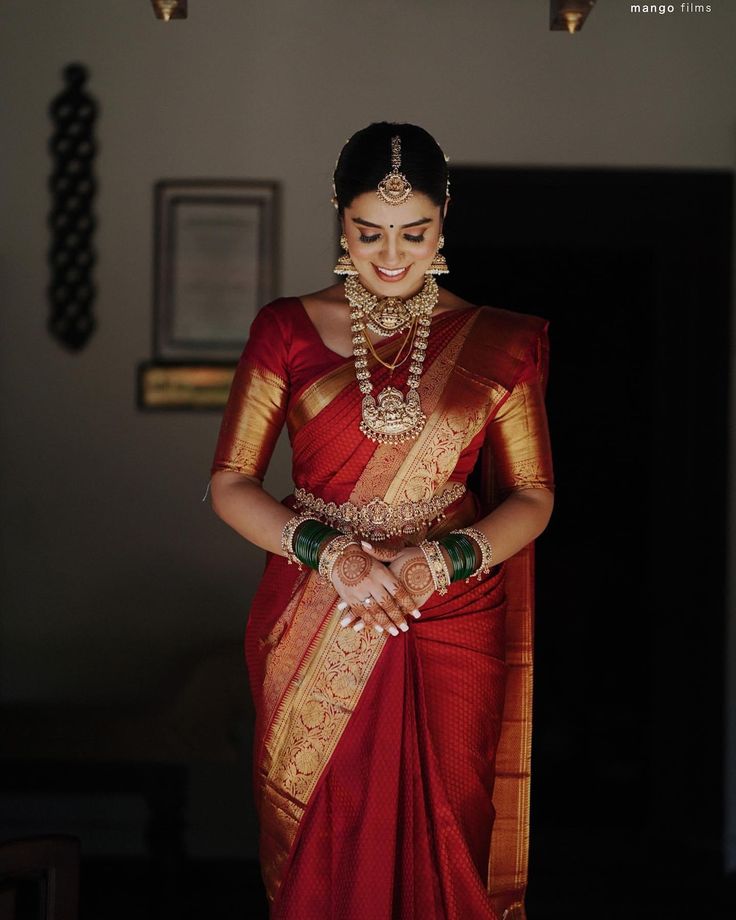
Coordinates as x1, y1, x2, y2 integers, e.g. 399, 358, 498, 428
210, 297, 555, 919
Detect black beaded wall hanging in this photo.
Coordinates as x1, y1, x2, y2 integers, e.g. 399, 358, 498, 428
47, 62, 98, 351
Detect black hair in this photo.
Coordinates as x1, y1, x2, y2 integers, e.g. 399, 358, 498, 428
333, 122, 449, 222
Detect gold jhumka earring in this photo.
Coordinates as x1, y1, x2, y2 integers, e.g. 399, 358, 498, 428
426, 233, 449, 276
333, 233, 358, 276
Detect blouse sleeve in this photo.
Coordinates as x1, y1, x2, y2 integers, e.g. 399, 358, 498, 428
484, 323, 555, 497
209, 303, 290, 484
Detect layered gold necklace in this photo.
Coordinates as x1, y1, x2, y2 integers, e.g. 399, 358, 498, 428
343, 273, 439, 443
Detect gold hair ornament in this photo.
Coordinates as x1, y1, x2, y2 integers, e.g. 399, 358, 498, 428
376, 135, 413, 206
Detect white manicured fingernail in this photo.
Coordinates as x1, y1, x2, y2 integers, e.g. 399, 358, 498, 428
340, 615, 352, 627
388, 626, 399, 636
353, 621, 365, 631
398, 622, 409, 632
373, 624, 384, 634
337, 600, 348, 611
410, 609, 421, 618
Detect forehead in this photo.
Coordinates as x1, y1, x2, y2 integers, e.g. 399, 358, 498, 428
344, 190, 438, 224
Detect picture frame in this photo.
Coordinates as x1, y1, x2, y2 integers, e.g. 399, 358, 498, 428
136, 361, 237, 411
152, 178, 279, 362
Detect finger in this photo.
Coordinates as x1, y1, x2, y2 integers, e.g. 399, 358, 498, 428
376, 569, 420, 623
348, 603, 367, 632
337, 600, 358, 627
392, 581, 422, 619
376, 590, 410, 632
368, 578, 409, 633
355, 597, 398, 637
360, 540, 403, 562
355, 602, 381, 633
360, 597, 399, 636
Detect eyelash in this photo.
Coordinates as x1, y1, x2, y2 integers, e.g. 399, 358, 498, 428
358, 232, 425, 244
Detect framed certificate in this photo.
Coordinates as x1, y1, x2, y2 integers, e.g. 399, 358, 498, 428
136, 362, 236, 411
152, 179, 279, 362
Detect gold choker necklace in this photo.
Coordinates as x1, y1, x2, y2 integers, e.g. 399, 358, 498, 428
344, 273, 439, 337
343, 274, 439, 444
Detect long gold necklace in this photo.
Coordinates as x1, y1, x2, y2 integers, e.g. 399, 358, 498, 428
343, 274, 439, 443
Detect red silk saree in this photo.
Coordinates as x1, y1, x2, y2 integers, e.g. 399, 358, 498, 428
209, 296, 555, 919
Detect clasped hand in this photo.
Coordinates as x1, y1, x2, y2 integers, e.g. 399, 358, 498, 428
331, 539, 437, 637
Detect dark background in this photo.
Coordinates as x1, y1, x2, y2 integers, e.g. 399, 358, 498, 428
3, 165, 733, 920
452, 164, 734, 918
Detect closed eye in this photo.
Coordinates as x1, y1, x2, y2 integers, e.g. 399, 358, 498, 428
358, 233, 425, 244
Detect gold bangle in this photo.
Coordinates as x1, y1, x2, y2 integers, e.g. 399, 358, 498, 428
317, 534, 361, 586
449, 526, 494, 581
418, 539, 451, 596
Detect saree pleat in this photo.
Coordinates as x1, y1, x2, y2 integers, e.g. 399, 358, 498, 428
210, 297, 555, 919
272, 566, 508, 920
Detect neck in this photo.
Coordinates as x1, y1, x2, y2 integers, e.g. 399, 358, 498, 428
352, 272, 430, 301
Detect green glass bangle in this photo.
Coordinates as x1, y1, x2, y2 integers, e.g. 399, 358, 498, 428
452, 536, 473, 581
456, 534, 480, 579
443, 539, 462, 580
294, 520, 341, 570
294, 520, 325, 569
295, 529, 326, 569
438, 535, 460, 581
440, 534, 476, 581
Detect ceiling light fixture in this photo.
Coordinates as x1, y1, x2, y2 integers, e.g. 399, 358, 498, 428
550, 0, 596, 33
151, 0, 187, 21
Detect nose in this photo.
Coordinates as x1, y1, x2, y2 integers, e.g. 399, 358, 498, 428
380, 231, 403, 266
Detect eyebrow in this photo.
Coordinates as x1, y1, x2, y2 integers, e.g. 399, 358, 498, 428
351, 217, 432, 229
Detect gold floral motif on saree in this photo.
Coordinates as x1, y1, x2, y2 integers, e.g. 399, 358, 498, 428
259, 305, 547, 912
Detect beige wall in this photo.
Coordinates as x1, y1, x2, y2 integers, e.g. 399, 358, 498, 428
1, 0, 736, 853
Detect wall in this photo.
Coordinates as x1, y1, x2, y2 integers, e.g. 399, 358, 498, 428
1, 0, 735, 861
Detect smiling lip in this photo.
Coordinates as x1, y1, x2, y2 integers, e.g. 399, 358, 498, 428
372, 264, 410, 282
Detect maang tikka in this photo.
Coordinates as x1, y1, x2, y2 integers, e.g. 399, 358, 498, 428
376, 135, 413, 205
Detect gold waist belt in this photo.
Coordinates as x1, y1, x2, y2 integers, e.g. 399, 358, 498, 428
293, 482, 467, 542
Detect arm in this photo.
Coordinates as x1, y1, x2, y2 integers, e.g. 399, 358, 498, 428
450, 341, 556, 570
369, 356, 555, 616
437, 487, 554, 573
210, 471, 296, 557
208, 303, 305, 558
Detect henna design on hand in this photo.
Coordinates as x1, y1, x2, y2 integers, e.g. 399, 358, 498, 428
392, 582, 417, 611
368, 537, 405, 561
398, 558, 433, 594
335, 549, 371, 586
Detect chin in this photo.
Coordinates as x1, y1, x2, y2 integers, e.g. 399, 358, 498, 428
358, 264, 429, 293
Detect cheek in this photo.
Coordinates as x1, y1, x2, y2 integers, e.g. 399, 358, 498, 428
352, 246, 376, 264
412, 241, 437, 261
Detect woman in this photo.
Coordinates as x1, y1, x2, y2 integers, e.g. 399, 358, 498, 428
207, 122, 555, 920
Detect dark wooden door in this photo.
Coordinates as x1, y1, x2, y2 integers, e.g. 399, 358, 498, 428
451, 166, 733, 918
